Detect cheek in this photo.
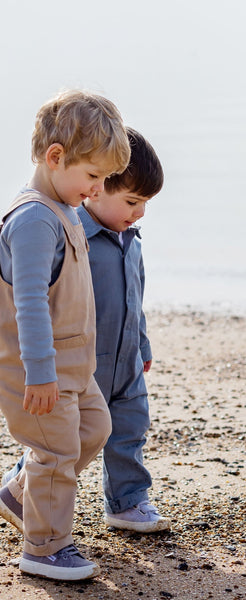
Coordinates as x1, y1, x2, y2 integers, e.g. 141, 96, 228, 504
66, 176, 83, 193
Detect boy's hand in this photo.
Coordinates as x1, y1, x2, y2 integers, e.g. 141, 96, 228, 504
143, 359, 152, 373
23, 382, 59, 415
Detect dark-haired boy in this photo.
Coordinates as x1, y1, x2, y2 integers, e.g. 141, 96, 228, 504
78, 128, 171, 532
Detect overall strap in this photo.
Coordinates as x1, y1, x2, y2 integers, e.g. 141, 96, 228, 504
1, 192, 88, 252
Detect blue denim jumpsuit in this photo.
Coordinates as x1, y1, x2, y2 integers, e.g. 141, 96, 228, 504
77, 205, 153, 513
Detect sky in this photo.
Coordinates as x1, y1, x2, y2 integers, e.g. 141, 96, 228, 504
1, 0, 245, 204
1, 0, 246, 310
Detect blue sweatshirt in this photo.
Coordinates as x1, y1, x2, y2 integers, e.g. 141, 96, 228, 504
0, 192, 79, 385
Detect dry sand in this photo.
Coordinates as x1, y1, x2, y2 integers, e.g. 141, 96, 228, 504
0, 310, 246, 599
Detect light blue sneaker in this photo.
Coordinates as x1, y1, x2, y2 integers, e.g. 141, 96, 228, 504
105, 501, 171, 533
1, 450, 28, 487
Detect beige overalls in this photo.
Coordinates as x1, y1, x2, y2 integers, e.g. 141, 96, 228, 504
0, 192, 112, 556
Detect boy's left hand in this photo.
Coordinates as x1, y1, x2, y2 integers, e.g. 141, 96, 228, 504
23, 382, 59, 415
143, 360, 152, 372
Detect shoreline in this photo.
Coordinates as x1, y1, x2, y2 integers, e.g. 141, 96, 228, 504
144, 301, 246, 318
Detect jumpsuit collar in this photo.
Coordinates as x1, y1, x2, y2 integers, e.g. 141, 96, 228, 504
77, 203, 142, 245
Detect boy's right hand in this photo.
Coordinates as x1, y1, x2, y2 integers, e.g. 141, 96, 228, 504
23, 382, 59, 415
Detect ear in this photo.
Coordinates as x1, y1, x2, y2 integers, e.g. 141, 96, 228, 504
45, 143, 64, 170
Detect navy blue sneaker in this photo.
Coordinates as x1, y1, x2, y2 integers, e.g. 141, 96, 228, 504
0, 485, 23, 531
20, 544, 100, 580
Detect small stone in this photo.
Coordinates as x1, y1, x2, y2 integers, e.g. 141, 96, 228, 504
193, 520, 211, 530
136, 569, 145, 574
7, 557, 20, 566
178, 561, 189, 571
200, 563, 214, 570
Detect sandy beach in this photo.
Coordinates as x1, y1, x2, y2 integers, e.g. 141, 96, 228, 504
0, 310, 246, 599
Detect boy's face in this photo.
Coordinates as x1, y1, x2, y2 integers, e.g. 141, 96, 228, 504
49, 149, 113, 208
84, 189, 150, 232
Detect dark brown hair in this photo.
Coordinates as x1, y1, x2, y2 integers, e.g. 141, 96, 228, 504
104, 127, 164, 197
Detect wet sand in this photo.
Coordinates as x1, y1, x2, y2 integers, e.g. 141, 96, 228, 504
0, 310, 246, 599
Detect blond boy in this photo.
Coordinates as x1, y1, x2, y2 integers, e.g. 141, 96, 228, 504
0, 90, 130, 581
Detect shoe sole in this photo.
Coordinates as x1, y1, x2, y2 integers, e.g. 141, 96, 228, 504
19, 558, 100, 580
0, 498, 23, 533
105, 515, 171, 533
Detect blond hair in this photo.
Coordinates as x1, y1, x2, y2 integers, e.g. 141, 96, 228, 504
32, 89, 130, 174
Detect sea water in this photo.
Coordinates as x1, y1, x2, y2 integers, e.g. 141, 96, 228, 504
1, 98, 245, 315
141, 99, 246, 314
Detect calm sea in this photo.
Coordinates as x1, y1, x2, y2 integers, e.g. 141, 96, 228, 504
1, 99, 246, 315
141, 100, 246, 314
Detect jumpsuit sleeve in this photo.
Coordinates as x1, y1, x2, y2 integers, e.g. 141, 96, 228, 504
139, 252, 152, 363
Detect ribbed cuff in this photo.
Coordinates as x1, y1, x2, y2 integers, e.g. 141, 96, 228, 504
24, 357, 57, 385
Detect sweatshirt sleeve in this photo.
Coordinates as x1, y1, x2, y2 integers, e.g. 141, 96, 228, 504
5, 206, 64, 385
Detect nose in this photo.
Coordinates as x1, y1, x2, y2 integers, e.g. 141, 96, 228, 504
92, 178, 104, 193
134, 203, 145, 219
